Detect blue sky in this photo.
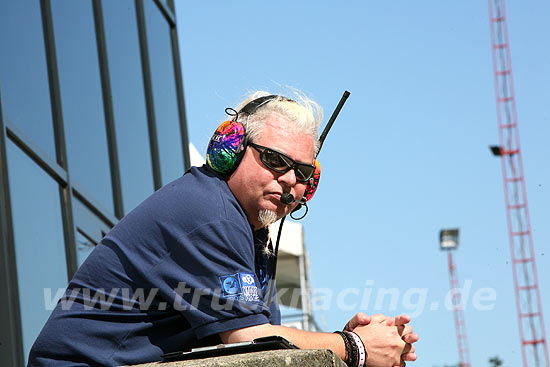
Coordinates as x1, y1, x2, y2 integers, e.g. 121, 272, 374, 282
175, 1, 550, 366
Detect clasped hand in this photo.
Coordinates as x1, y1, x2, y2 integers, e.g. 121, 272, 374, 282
344, 313, 418, 367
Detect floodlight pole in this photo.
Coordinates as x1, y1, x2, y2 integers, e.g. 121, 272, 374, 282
447, 250, 472, 367
440, 229, 471, 367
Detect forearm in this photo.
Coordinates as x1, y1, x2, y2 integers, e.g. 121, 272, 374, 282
220, 323, 346, 361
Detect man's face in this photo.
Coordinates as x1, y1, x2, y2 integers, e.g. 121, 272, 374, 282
227, 113, 315, 230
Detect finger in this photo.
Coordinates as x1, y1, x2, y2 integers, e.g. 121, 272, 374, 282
403, 333, 419, 344
398, 324, 413, 336
370, 313, 390, 323
344, 313, 370, 331
401, 343, 414, 354
356, 313, 371, 325
402, 353, 417, 362
344, 312, 371, 331
402, 344, 415, 354
394, 314, 411, 325
372, 313, 396, 326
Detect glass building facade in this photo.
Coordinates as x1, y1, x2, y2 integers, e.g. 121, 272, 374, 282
0, 1, 190, 365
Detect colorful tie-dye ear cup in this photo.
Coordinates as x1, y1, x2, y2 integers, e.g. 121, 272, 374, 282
304, 159, 321, 202
206, 120, 247, 175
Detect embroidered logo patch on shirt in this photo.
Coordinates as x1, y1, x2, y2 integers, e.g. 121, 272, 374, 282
239, 273, 260, 302
218, 272, 259, 302
219, 274, 241, 298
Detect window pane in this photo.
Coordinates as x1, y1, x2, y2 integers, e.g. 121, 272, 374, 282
51, 0, 114, 213
102, 0, 154, 213
0, 1, 56, 158
72, 196, 111, 267
6, 140, 67, 364
144, 0, 185, 185
76, 230, 96, 268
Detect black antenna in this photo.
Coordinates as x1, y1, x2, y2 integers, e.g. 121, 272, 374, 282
317, 91, 350, 156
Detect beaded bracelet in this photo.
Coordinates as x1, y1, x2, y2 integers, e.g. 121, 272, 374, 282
334, 331, 351, 364
346, 331, 359, 367
334, 330, 360, 366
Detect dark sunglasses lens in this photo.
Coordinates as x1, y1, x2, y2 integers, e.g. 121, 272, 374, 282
262, 150, 291, 171
295, 165, 315, 182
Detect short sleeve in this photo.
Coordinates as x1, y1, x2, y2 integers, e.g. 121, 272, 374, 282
148, 219, 272, 339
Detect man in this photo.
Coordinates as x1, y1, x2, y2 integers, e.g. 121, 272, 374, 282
29, 91, 418, 366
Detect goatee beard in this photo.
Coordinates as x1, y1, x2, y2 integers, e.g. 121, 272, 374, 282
258, 209, 278, 228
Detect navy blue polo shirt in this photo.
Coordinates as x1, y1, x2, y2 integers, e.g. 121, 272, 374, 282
28, 166, 280, 366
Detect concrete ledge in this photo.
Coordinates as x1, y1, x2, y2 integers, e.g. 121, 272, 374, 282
127, 349, 346, 367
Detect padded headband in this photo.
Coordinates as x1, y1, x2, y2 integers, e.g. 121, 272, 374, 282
238, 95, 294, 117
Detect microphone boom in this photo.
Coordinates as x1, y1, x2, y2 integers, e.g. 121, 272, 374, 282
280, 192, 295, 205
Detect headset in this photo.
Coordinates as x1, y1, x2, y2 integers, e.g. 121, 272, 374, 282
206, 95, 321, 203
206, 91, 349, 215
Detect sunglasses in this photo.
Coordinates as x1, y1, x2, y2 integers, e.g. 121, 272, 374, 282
248, 142, 315, 183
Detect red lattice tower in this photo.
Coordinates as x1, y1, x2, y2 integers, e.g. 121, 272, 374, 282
488, 1, 549, 366
448, 251, 472, 367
